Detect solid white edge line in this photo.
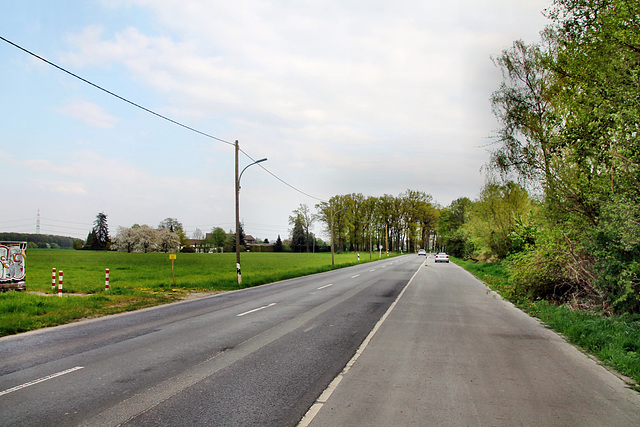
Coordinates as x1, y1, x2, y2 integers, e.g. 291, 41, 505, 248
297, 264, 422, 427
0, 366, 84, 396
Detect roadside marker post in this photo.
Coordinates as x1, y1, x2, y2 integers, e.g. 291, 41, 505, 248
105, 268, 109, 291
58, 270, 63, 297
51, 268, 56, 290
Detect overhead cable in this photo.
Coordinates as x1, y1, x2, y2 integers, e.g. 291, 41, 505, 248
0, 35, 234, 146
1, 35, 327, 202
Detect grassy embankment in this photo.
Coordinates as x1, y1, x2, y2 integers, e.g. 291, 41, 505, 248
0, 249, 388, 337
453, 257, 640, 389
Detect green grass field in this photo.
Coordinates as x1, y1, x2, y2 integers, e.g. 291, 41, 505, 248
0, 249, 387, 337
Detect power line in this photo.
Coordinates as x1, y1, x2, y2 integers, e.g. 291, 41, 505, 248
0, 35, 234, 147
238, 147, 326, 202
1, 35, 327, 203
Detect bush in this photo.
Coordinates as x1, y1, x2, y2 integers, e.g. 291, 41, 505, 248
506, 246, 571, 302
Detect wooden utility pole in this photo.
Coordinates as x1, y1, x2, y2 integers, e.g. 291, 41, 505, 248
331, 201, 335, 266
235, 140, 241, 285
385, 223, 389, 256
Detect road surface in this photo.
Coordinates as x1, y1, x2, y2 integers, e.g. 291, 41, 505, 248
304, 256, 640, 426
0, 255, 420, 426
3, 254, 640, 426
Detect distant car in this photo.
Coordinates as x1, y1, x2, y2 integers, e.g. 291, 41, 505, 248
418, 249, 427, 256
435, 252, 449, 263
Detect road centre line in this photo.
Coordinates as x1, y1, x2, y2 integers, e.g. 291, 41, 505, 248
237, 303, 276, 317
317, 284, 334, 290
0, 366, 84, 397
351, 275, 360, 279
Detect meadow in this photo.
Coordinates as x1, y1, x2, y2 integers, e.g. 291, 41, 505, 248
0, 249, 382, 337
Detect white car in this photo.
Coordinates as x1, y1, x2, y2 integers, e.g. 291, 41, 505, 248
435, 252, 449, 263
418, 249, 427, 256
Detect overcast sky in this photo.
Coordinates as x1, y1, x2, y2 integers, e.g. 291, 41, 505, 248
1, 0, 552, 242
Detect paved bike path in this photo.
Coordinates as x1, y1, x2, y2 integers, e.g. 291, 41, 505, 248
303, 258, 640, 426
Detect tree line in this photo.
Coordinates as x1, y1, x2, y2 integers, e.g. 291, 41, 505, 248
0, 233, 79, 249
298, 0, 640, 315
285, 190, 439, 254
471, 0, 640, 314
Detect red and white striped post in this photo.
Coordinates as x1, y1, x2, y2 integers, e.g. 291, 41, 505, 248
105, 268, 110, 291
58, 270, 63, 297
52, 268, 56, 290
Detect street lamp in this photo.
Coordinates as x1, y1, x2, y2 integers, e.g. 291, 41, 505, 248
235, 140, 267, 285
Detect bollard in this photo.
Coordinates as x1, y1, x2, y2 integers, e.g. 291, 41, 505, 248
52, 268, 56, 290
58, 270, 63, 297
105, 268, 109, 291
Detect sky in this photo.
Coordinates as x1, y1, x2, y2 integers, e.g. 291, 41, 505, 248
1, 0, 553, 242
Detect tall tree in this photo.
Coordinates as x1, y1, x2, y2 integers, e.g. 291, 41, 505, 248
158, 218, 188, 247
210, 227, 228, 249
289, 214, 306, 253
192, 228, 204, 240
489, 0, 640, 312
438, 197, 472, 257
288, 203, 316, 252
274, 235, 284, 252
85, 212, 110, 250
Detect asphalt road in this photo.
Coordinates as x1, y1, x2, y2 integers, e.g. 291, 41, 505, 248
0, 255, 422, 426
304, 256, 640, 426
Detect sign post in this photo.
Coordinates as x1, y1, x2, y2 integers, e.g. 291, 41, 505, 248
169, 253, 176, 286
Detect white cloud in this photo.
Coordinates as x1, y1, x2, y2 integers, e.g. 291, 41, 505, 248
1, 0, 553, 240
58, 99, 119, 129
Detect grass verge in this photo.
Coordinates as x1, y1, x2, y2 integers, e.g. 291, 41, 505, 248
453, 257, 640, 388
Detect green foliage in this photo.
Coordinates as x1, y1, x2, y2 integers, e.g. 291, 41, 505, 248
593, 200, 640, 313
84, 212, 110, 250
487, 0, 640, 313
460, 181, 536, 260
158, 217, 188, 247
316, 190, 437, 253
288, 203, 315, 252
210, 227, 227, 248
437, 197, 473, 257
505, 229, 573, 302
289, 212, 307, 252
0, 233, 76, 249
274, 235, 283, 252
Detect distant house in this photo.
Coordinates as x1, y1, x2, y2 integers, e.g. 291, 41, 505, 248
185, 238, 205, 253
188, 238, 202, 246
245, 235, 257, 245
